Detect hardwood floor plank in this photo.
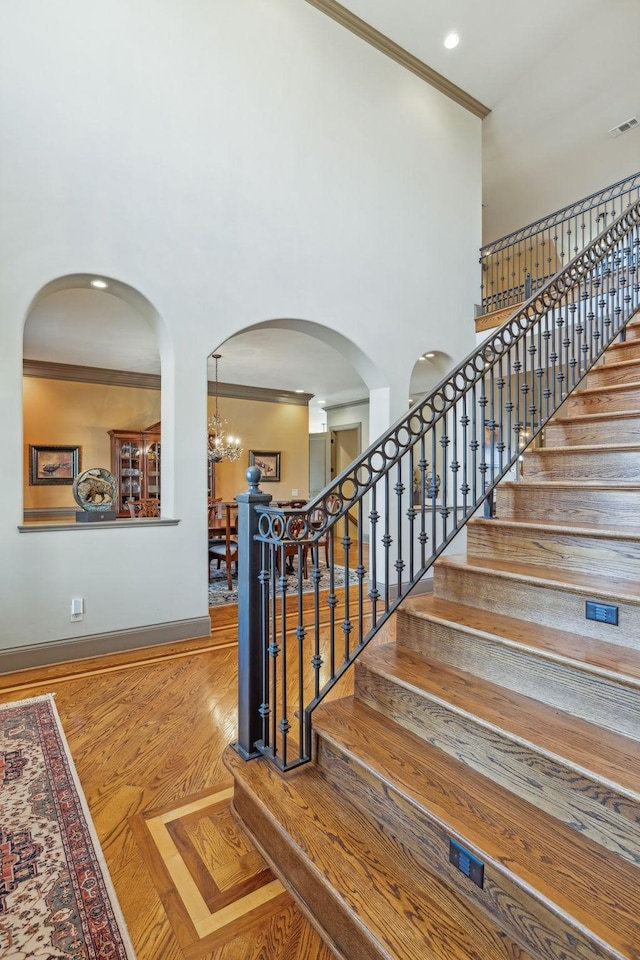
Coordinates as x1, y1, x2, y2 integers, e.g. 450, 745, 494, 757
0, 626, 333, 959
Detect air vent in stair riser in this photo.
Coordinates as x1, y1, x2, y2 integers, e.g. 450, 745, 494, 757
585, 600, 618, 625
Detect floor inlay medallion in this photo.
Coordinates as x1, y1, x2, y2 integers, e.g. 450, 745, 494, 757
134, 783, 293, 957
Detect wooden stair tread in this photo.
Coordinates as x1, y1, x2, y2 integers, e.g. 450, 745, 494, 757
599, 356, 640, 372
312, 697, 639, 955
436, 553, 640, 603
403, 594, 640, 688
548, 409, 640, 425
571, 380, 640, 397
469, 515, 640, 541
362, 639, 640, 798
527, 442, 640, 453
224, 747, 535, 960
500, 480, 640, 490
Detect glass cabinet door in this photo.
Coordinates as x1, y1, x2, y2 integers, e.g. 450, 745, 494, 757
113, 436, 142, 515
145, 440, 161, 499
110, 425, 161, 517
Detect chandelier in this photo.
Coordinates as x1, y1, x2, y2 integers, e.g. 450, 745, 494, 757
208, 353, 243, 463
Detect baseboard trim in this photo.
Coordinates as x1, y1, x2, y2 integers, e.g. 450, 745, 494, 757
0, 617, 212, 675
373, 577, 434, 602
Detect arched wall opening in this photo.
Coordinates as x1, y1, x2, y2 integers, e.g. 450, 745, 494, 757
204, 318, 385, 507
22, 274, 164, 521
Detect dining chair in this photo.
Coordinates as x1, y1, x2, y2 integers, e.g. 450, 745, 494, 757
309, 494, 340, 567
127, 498, 161, 518
208, 503, 238, 588
275, 514, 310, 579
207, 496, 223, 528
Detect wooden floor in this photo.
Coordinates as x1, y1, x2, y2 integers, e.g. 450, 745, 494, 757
0, 621, 334, 959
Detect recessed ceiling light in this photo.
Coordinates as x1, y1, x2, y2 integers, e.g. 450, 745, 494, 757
90, 279, 108, 289
444, 32, 459, 50
317, 399, 326, 405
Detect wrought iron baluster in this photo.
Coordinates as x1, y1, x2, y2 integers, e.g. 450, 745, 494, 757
451, 402, 459, 524
312, 539, 322, 702
278, 541, 290, 768
408, 444, 416, 583
395, 461, 404, 597
342, 510, 352, 664
327, 512, 337, 680
383, 471, 391, 611
460, 397, 469, 518
356, 496, 365, 646
269, 545, 279, 756
369, 484, 379, 625
431, 424, 438, 550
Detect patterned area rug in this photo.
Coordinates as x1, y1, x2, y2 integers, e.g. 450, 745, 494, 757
208, 565, 361, 607
0, 694, 136, 959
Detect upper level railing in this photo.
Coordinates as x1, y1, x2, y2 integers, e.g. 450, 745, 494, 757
480, 170, 640, 314
234, 199, 640, 770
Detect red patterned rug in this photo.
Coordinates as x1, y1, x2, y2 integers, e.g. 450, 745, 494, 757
0, 694, 136, 958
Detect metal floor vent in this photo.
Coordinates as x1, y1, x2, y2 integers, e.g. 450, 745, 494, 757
608, 116, 639, 138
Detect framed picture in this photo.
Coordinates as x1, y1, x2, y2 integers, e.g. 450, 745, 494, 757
249, 450, 281, 482
29, 444, 81, 485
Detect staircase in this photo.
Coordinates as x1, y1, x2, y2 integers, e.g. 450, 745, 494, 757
225, 319, 640, 960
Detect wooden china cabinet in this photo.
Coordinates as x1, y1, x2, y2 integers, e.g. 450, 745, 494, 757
108, 422, 161, 517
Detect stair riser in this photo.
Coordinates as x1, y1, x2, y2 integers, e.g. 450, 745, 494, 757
623, 323, 640, 341
314, 733, 617, 960
433, 561, 640, 650
544, 418, 640, 446
587, 364, 640, 388
467, 521, 640, 582
232, 782, 380, 960
354, 659, 640, 866
522, 449, 640, 481
395, 613, 640, 741
606, 340, 640, 362
566, 386, 640, 415
496, 484, 640, 528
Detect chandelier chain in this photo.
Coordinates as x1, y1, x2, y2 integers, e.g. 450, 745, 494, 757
208, 353, 242, 462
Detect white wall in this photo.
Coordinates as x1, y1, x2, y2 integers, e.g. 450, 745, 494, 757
482, 0, 640, 242
0, 0, 481, 652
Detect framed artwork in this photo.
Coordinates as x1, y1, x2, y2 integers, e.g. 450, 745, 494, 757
249, 450, 281, 482
29, 444, 81, 485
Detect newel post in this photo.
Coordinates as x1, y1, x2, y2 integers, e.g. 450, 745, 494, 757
233, 466, 271, 760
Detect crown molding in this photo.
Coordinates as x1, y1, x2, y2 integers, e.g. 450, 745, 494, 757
208, 380, 313, 405
304, 0, 490, 119
325, 397, 369, 412
23, 359, 313, 406
23, 359, 161, 391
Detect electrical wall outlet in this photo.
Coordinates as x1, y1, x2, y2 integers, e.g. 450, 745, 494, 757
70, 598, 84, 622
291, 489, 298, 496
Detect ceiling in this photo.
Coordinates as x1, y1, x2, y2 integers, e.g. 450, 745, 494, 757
329, 0, 596, 109
23, 0, 640, 409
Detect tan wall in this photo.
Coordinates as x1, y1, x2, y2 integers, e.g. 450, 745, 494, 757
208, 396, 310, 503
23, 377, 160, 509
23, 377, 310, 509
